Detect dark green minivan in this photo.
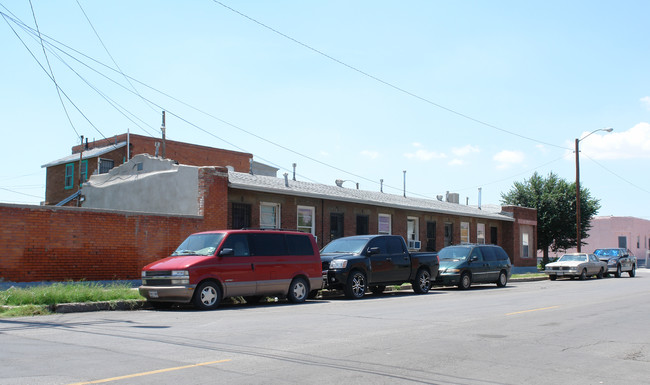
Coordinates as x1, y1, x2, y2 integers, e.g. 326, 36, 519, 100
433, 244, 512, 289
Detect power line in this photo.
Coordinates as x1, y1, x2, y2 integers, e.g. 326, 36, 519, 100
211, 0, 571, 151
582, 153, 650, 195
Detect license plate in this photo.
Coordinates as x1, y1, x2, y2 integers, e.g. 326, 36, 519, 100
149, 290, 159, 298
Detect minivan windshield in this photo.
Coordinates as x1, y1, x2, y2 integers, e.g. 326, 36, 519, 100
172, 233, 225, 256
321, 237, 369, 254
438, 246, 472, 261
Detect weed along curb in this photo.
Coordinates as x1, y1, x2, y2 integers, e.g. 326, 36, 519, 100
52, 300, 147, 314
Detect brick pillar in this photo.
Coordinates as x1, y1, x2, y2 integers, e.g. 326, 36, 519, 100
198, 167, 229, 230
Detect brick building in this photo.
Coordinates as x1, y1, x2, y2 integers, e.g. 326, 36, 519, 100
40, 133, 269, 206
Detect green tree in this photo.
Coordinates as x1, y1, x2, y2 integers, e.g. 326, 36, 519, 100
501, 172, 601, 265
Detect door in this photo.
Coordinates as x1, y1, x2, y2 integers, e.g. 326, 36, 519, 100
444, 223, 453, 247
218, 233, 256, 296
330, 213, 344, 241
467, 247, 490, 283
426, 221, 436, 251
479, 246, 500, 282
249, 233, 289, 295
367, 237, 410, 283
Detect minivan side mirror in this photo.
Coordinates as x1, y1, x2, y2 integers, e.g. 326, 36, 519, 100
469, 255, 479, 262
367, 247, 381, 256
219, 248, 234, 256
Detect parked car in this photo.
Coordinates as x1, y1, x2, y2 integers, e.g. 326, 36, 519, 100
544, 253, 607, 281
321, 235, 439, 299
139, 229, 322, 310
593, 248, 636, 278
434, 244, 512, 289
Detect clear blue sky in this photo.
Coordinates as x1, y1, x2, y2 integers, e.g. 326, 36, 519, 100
1, 1, 649, 218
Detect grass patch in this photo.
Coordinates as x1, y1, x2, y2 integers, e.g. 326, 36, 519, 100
0, 281, 144, 307
0, 305, 52, 318
511, 272, 546, 279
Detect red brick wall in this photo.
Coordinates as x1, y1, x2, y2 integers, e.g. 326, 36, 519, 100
0, 167, 230, 282
501, 206, 538, 267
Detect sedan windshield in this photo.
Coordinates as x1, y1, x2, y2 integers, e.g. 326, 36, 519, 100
321, 238, 369, 254
438, 246, 471, 261
172, 233, 225, 256
558, 254, 588, 262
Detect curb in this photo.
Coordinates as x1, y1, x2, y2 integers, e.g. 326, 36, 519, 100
52, 300, 147, 313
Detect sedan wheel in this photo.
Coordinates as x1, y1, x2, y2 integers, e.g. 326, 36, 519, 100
596, 268, 604, 279
615, 264, 622, 278
629, 265, 636, 278
579, 269, 587, 280
549, 275, 557, 281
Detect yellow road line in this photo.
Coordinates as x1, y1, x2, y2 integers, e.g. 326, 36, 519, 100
68, 359, 231, 385
506, 306, 559, 316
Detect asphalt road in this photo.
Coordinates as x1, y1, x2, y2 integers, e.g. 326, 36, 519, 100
1, 271, 649, 385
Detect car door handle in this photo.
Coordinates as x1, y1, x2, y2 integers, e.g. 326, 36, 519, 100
251, 263, 255, 271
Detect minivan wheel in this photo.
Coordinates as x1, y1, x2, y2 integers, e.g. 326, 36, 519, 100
344, 271, 367, 299
413, 269, 431, 294
287, 277, 309, 303
496, 270, 508, 287
193, 281, 222, 310
458, 273, 471, 290
629, 265, 636, 277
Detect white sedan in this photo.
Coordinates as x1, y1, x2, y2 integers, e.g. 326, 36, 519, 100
544, 253, 607, 281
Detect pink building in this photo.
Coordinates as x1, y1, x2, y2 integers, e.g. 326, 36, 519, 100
552, 216, 650, 266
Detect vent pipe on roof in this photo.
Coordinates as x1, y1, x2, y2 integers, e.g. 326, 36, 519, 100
249, 158, 254, 175
292, 163, 296, 181
283, 173, 289, 187
380, 179, 384, 193
403, 170, 406, 198
478, 187, 482, 210
161, 111, 166, 159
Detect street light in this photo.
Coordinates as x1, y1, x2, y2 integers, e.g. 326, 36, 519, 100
575, 127, 613, 252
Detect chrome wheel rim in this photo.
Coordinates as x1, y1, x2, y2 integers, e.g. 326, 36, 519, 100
352, 274, 365, 297
418, 271, 430, 291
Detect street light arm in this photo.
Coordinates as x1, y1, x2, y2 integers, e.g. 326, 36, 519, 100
579, 127, 614, 142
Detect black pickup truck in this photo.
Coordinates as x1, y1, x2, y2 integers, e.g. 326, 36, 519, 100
321, 235, 439, 299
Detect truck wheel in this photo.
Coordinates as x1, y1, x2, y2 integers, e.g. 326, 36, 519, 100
370, 285, 386, 295
344, 270, 367, 299
193, 281, 222, 310
629, 265, 636, 277
458, 272, 471, 290
287, 277, 309, 303
496, 270, 508, 287
413, 269, 431, 294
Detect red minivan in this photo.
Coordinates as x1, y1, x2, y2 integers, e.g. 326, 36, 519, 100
139, 229, 322, 310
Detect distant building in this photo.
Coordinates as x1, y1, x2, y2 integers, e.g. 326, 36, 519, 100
543, 216, 650, 266
41, 133, 276, 206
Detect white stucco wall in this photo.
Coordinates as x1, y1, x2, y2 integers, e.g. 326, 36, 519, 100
82, 154, 200, 215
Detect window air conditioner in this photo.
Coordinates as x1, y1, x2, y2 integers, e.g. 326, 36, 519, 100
408, 240, 421, 250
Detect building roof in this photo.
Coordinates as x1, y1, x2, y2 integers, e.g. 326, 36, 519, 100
42, 142, 127, 168
228, 171, 515, 222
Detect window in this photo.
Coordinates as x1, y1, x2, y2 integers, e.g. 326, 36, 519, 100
297, 206, 315, 234
481, 246, 496, 261
250, 233, 287, 256
260, 202, 280, 229
368, 237, 388, 254
407, 217, 419, 241
356, 215, 369, 235
618, 236, 627, 249
286, 234, 314, 255
378, 214, 391, 235
232, 203, 251, 229
330, 213, 344, 240
80, 160, 88, 183
221, 233, 250, 256
99, 158, 114, 174
460, 222, 470, 244
64, 163, 74, 190
388, 237, 406, 254
522, 233, 530, 258
477, 223, 485, 244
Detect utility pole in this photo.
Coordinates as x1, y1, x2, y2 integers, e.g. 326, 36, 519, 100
161, 111, 166, 159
